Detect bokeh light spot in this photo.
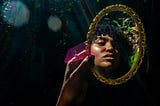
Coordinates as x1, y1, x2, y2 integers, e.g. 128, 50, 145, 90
2, 1, 30, 27
47, 15, 62, 32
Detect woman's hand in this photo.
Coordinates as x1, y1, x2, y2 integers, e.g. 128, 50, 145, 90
56, 54, 90, 106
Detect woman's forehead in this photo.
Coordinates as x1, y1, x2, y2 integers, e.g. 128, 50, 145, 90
92, 34, 114, 43
97, 33, 112, 38
95, 33, 115, 40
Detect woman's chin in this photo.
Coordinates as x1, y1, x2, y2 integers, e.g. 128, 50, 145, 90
100, 62, 113, 68
100, 62, 118, 69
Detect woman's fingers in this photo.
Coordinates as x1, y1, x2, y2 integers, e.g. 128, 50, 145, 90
69, 56, 89, 78
64, 50, 89, 80
64, 56, 81, 80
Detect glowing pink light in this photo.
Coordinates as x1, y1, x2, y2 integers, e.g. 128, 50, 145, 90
64, 42, 92, 63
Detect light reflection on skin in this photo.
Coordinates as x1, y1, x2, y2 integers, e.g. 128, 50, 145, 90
90, 34, 120, 73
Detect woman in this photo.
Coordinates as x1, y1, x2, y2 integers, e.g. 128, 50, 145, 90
56, 23, 150, 106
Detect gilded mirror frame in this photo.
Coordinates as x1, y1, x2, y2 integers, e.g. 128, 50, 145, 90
86, 4, 146, 85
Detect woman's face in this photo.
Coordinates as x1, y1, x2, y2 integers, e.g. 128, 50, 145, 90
90, 34, 120, 71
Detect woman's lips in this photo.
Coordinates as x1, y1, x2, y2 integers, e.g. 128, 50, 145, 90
103, 57, 114, 61
103, 53, 114, 60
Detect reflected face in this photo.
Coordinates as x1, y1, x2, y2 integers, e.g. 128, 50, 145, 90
90, 34, 120, 71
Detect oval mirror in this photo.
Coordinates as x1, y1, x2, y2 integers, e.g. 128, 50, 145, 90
86, 4, 146, 85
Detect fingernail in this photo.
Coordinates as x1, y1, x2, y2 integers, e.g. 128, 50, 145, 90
84, 56, 89, 61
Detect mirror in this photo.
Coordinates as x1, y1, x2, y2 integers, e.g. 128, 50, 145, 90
86, 4, 146, 85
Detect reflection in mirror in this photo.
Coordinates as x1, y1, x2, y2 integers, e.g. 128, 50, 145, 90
98, 10, 140, 68
86, 4, 146, 85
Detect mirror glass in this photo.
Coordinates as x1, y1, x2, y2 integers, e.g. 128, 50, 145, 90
86, 4, 146, 85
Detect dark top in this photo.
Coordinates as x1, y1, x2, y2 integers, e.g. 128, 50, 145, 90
82, 72, 152, 106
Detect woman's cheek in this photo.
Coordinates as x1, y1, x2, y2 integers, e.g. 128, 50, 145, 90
90, 45, 100, 56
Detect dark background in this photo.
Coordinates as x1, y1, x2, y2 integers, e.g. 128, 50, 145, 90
0, 0, 159, 105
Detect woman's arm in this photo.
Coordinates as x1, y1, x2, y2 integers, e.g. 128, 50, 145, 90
56, 56, 89, 106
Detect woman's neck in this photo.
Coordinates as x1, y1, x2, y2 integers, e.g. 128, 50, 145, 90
94, 66, 115, 79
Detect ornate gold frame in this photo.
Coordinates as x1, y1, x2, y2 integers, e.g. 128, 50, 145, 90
86, 4, 146, 85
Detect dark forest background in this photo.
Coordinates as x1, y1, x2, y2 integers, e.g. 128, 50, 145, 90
0, 0, 159, 105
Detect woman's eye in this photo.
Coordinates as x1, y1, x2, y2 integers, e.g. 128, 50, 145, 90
97, 41, 105, 46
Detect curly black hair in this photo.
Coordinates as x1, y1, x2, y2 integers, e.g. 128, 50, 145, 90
87, 23, 133, 78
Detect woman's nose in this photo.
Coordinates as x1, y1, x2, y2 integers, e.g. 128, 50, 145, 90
105, 42, 114, 52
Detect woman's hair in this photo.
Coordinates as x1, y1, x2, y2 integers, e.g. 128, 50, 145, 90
87, 23, 133, 77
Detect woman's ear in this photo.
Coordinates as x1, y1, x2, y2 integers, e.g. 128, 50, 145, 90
85, 44, 91, 55
85, 43, 94, 65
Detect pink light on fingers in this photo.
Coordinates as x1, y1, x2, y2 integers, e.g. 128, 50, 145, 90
64, 42, 92, 63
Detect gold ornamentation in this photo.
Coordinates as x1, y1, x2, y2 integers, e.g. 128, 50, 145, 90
87, 4, 146, 85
